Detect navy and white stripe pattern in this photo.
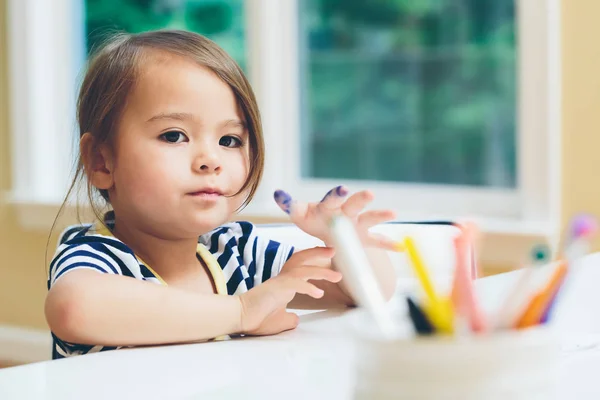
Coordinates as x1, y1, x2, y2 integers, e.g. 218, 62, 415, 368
199, 222, 295, 295
48, 221, 294, 359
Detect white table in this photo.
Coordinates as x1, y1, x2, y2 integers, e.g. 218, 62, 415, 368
2, 254, 600, 399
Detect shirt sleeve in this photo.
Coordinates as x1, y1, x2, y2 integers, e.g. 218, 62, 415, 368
48, 239, 124, 289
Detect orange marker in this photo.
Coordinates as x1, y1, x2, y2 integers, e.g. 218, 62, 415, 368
515, 261, 568, 329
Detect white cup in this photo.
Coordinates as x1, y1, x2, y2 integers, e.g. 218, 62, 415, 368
354, 327, 559, 400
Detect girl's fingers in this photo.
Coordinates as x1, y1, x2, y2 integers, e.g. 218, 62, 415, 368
276, 311, 300, 332
273, 189, 294, 214
364, 232, 399, 251
318, 185, 349, 212
357, 209, 397, 229
273, 190, 309, 221
283, 278, 325, 298
286, 265, 342, 283
287, 247, 335, 267
340, 190, 374, 218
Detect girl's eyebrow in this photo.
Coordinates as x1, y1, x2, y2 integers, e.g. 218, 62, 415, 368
224, 119, 246, 128
146, 114, 246, 129
146, 112, 195, 123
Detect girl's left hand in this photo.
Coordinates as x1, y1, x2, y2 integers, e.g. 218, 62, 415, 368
273, 185, 397, 250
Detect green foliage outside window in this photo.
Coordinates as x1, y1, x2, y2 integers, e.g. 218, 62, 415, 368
86, 0, 516, 187
85, 0, 246, 68
301, 0, 516, 187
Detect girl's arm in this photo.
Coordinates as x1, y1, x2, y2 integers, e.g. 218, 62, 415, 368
46, 269, 242, 346
46, 265, 342, 346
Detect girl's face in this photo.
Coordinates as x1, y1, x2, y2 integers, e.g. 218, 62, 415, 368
102, 52, 250, 238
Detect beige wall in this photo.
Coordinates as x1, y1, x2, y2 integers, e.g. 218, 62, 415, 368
561, 0, 600, 251
2, 0, 600, 329
0, 1, 51, 329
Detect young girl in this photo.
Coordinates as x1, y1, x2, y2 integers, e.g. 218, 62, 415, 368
46, 30, 397, 359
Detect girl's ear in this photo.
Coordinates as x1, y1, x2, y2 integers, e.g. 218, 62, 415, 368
80, 132, 114, 190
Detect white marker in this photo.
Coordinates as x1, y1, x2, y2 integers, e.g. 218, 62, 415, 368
328, 215, 400, 339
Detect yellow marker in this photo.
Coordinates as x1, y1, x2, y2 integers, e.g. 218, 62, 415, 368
424, 299, 454, 334
403, 236, 454, 333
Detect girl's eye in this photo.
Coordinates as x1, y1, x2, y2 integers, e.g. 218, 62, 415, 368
219, 135, 243, 148
160, 131, 188, 143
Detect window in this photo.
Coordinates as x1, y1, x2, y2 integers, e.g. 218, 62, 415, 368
7, 0, 561, 233
299, 1, 516, 188
245, 0, 559, 226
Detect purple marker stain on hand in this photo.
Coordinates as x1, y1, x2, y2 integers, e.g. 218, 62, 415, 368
321, 185, 348, 202
336, 185, 348, 196
274, 190, 292, 214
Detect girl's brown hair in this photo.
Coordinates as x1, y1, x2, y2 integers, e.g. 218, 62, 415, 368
64, 29, 264, 224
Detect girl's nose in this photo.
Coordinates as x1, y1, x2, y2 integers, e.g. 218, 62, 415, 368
192, 147, 221, 173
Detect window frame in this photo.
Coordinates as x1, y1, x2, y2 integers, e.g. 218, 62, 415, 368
242, 0, 561, 236
7, 0, 84, 206
6, 0, 561, 237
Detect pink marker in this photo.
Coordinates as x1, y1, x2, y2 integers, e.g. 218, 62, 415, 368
451, 224, 487, 333
564, 214, 598, 264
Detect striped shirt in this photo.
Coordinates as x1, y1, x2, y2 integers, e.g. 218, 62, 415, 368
48, 221, 294, 359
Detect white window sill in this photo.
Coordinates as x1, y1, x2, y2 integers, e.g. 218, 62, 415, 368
240, 200, 557, 237
241, 203, 559, 268
6, 193, 554, 235
8, 195, 558, 269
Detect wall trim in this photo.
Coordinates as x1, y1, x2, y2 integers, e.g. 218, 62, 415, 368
0, 325, 51, 365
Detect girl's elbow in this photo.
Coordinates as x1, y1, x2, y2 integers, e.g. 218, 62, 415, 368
45, 286, 89, 344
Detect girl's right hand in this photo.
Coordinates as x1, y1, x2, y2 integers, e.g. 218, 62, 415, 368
238, 248, 342, 336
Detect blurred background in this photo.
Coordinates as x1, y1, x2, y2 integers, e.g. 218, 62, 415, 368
2, 0, 600, 367
87, 0, 516, 187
